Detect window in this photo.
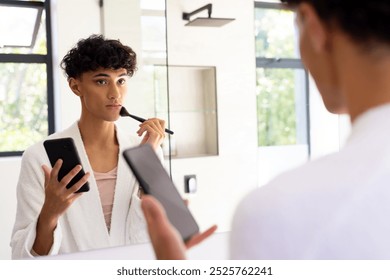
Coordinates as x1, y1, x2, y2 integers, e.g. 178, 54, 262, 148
255, 1, 310, 185
255, 2, 309, 149
140, 0, 166, 63
0, 0, 53, 156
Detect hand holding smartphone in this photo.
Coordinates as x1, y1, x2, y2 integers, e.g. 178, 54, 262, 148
43, 137, 90, 193
123, 145, 199, 241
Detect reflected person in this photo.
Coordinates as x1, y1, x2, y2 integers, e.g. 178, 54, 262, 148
11, 34, 166, 259
142, 0, 390, 259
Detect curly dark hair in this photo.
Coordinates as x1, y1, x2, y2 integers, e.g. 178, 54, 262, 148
281, 0, 390, 46
60, 34, 137, 79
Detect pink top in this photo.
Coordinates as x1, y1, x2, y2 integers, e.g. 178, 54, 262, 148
94, 167, 117, 233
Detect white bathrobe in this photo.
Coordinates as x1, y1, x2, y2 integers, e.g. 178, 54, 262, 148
11, 122, 163, 259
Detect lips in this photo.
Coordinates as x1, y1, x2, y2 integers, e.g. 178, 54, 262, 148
106, 104, 122, 110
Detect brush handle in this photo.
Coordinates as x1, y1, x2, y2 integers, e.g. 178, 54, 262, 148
129, 114, 174, 135
128, 114, 146, 123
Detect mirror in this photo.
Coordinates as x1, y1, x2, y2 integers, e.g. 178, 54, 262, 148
1, 0, 262, 259
1, 0, 171, 259
2, 0, 349, 261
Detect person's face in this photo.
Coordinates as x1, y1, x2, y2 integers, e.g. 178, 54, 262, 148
69, 67, 129, 122
295, 4, 348, 114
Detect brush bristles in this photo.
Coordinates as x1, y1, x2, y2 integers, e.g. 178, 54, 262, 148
120, 107, 129, 116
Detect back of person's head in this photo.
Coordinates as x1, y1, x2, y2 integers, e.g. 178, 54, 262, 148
61, 34, 137, 79
281, 0, 390, 47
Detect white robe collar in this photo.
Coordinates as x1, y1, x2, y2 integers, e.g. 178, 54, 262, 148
56, 122, 139, 250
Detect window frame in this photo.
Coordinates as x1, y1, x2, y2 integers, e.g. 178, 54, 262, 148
255, 1, 311, 155
0, 0, 54, 157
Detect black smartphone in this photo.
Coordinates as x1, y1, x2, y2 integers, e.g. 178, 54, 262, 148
123, 145, 199, 241
43, 137, 90, 193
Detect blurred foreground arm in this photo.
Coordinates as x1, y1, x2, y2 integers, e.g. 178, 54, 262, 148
141, 195, 217, 260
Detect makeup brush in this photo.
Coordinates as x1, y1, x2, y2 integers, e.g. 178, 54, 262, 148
120, 106, 174, 135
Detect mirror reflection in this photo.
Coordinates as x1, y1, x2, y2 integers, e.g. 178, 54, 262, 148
2, 0, 171, 259
1, 0, 347, 260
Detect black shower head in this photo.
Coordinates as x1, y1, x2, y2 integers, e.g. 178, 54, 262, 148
184, 17, 235, 27
182, 3, 235, 27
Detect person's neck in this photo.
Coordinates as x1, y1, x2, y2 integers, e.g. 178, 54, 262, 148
336, 39, 390, 122
77, 117, 117, 148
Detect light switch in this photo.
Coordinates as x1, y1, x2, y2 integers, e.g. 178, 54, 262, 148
184, 175, 197, 193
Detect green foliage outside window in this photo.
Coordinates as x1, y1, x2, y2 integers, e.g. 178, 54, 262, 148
0, 10, 48, 153
257, 68, 296, 146
0, 63, 48, 152
255, 6, 301, 146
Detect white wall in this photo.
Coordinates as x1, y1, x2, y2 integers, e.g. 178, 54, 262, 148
53, 0, 101, 130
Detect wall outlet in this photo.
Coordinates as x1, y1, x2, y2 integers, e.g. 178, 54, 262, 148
184, 175, 197, 193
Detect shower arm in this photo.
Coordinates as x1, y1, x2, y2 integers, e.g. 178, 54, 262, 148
182, 3, 212, 21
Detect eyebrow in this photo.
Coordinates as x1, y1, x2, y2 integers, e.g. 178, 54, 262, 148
92, 72, 128, 78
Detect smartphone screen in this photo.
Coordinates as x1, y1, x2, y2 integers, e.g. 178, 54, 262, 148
123, 144, 199, 241
43, 137, 90, 193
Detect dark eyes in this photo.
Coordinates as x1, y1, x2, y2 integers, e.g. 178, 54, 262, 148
118, 78, 126, 85
95, 78, 127, 85
96, 79, 107, 85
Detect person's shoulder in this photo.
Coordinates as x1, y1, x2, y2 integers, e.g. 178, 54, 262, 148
230, 153, 345, 259
22, 140, 44, 157
236, 151, 347, 217
46, 122, 79, 139
265, 150, 348, 193
22, 123, 78, 160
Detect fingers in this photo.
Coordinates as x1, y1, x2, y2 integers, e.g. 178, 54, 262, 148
137, 118, 166, 134
185, 225, 218, 249
42, 160, 89, 194
137, 118, 165, 136
59, 164, 81, 187
40, 162, 86, 223
68, 172, 90, 193
51, 159, 62, 181
60, 165, 91, 194
137, 118, 166, 150
141, 195, 169, 229
141, 195, 187, 260
42, 164, 51, 188
141, 195, 215, 259
42, 159, 62, 188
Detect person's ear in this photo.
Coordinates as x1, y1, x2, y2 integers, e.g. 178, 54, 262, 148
296, 3, 329, 53
69, 78, 82, 97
